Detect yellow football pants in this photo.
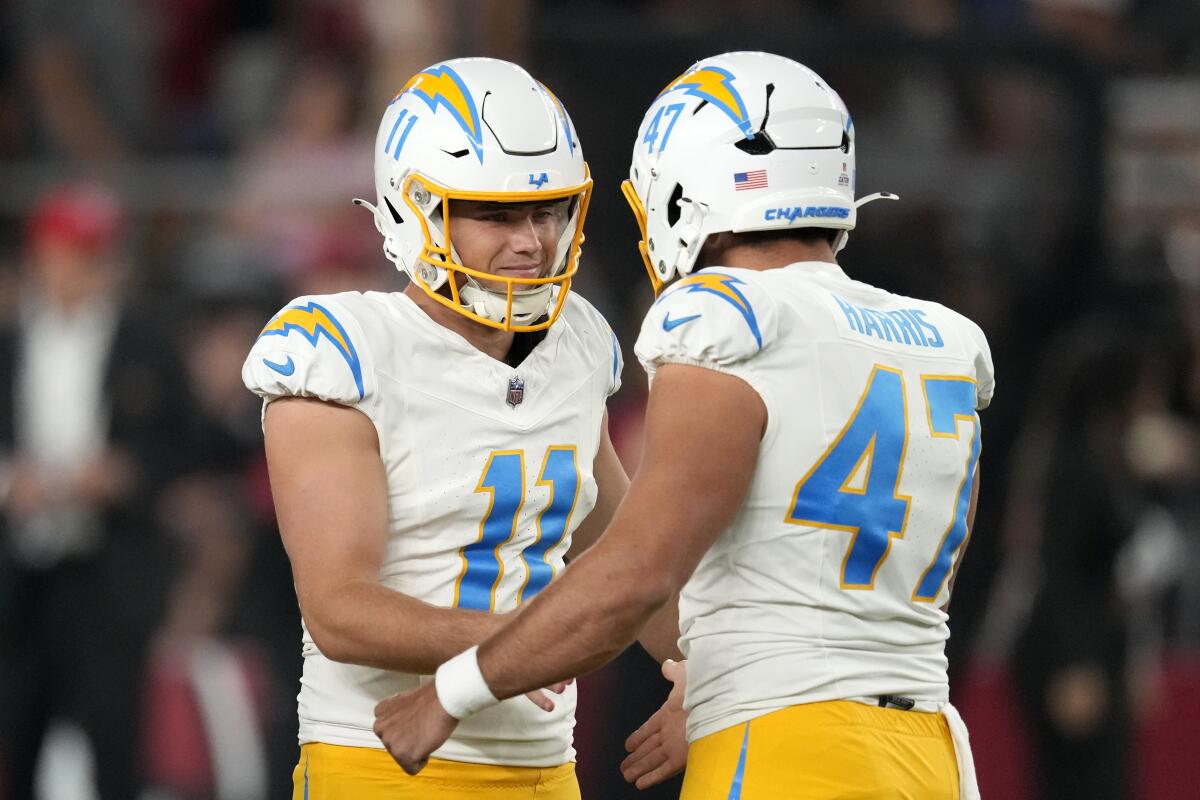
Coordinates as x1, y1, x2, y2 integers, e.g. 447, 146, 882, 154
292, 742, 580, 800
680, 701, 960, 800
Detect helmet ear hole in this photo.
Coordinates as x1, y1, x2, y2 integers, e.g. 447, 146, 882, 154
666, 183, 684, 228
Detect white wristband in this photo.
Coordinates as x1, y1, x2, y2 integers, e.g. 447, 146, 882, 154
434, 646, 499, 720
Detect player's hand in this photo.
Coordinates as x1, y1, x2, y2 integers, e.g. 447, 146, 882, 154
374, 682, 459, 775
524, 679, 573, 712
621, 659, 689, 789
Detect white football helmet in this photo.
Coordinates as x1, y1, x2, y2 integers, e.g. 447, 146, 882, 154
356, 58, 592, 331
622, 51, 896, 294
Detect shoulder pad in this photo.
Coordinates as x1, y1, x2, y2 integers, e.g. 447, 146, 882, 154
635, 270, 775, 371
242, 295, 371, 407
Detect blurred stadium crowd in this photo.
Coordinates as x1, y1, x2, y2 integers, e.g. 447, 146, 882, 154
0, 0, 1198, 798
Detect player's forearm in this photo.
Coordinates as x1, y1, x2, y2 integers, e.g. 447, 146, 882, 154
566, 417, 630, 561
473, 367, 762, 700
304, 580, 502, 673
477, 532, 674, 699
638, 589, 684, 663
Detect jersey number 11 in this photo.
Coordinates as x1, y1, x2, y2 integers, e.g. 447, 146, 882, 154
454, 447, 580, 612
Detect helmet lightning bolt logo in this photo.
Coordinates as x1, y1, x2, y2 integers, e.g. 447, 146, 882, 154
661, 272, 762, 349
659, 66, 753, 140
258, 302, 365, 400
395, 64, 484, 163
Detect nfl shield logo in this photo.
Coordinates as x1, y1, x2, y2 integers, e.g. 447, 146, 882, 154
506, 375, 525, 407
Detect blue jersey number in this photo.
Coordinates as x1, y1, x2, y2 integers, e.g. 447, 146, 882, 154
787, 366, 911, 589
455, 447, 580, 610
643, 103, 685, 154
912, 377, 981, 601
785, 366, 980, 601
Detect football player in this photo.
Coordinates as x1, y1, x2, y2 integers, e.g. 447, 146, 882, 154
243, 58, 648, 799
373, 52, 993, 799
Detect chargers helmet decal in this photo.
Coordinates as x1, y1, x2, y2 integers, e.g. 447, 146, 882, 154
393, 65, 485, 163
658, 66, 753, 140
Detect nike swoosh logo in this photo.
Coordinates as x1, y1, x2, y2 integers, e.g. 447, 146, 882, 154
262, 356, 296, 376
662, 313, 701, 332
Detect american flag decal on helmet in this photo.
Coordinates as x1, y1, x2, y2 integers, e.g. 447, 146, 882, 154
506, 375, 525, 407
734, 170, 768, 191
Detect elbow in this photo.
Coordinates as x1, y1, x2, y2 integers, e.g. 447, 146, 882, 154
307, 621, 357, 665
296, 581, 380, 667
300, 595, 365, 666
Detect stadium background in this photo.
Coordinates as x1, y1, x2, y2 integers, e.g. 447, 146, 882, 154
0, 0, 1197, 797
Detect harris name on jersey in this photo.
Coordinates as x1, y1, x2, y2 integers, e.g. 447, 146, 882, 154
832, 294, 945, 349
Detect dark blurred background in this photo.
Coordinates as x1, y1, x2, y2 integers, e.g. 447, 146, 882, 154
0, 1, 1197, 798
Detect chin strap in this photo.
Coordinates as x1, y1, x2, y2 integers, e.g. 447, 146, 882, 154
461, 280, 554, 327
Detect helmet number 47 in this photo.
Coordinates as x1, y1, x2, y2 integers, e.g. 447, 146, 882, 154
643, 103, 686, 154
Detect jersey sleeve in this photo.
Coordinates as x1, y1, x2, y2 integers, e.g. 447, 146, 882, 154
242, 295, 374, 412
963, 317, 995, 410
634, 271, 777, 380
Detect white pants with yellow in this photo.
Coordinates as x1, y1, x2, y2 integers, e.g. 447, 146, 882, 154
680, 700, 979, 800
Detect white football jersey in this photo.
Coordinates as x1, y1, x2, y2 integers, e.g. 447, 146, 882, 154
635, 261, 994, 742
243, 289, 621, 766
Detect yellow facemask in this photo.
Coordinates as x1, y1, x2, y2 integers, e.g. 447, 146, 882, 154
404, 169, 593, 332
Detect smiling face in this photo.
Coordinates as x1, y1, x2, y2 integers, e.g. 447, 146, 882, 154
448, 198, 571, 292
